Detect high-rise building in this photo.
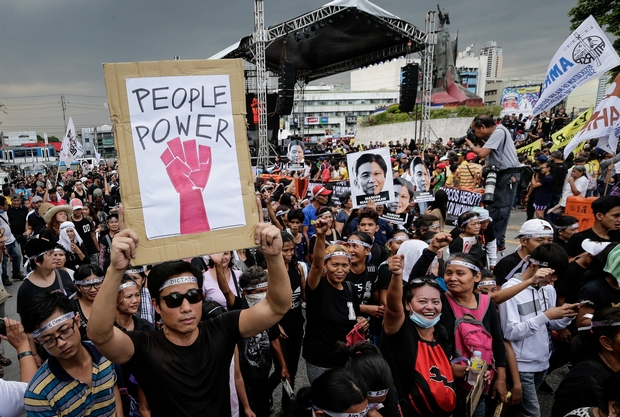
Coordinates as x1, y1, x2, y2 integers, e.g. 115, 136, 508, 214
479, 41, 503, 78
596, 75, 609, 107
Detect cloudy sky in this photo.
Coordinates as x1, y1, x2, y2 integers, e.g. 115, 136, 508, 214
0, 0, 596, 138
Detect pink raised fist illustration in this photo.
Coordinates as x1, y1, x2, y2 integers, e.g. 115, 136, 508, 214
160, 137, 212, 234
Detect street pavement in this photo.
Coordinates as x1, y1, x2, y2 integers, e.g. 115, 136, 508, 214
0, 207, 563, 416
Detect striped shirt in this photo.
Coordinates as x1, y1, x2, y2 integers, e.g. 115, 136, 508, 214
25, 342, 117, 417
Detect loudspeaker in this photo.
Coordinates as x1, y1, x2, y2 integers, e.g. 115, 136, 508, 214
399, 63, 419, 113
277, 62, 295, 116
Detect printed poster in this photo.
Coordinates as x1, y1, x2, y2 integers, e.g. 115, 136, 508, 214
346, 148, 395, 208
103, 59, 258, 265
499, 85, 542, 117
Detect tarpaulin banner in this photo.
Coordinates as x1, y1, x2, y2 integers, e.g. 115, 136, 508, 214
438, 187, 483, 225
500, 85, 542, 117
533, 15, 620, 115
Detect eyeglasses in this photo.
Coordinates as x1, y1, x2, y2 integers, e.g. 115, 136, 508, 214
160, 288, 203, 308
78, 282, 102, 291
36, 319, 76, 349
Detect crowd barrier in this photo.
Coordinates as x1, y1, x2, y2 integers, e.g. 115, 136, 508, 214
564, 196, 597, 231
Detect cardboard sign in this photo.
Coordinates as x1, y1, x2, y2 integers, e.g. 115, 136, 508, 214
103, 59, 258, 265
465, 362, 488, 417
346, 148, 395, 208
439, 187, 483, 225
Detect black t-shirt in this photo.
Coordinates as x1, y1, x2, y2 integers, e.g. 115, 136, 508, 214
26, 211, 47, 236
238, 325, 279, 380
370, 241, 389, 268
577, 277, 620, 310
125, 310, 241, 417
551, 356, 614, 417
565, 228, 620, 258
279, 262, 305, 334
449, 235, 487, 269
308, 229, 341, 255
346, 264, 379, 305
551, 162, 568, 194
39, 226, 59, 245
59, 244, 89, 271
493, 251, 526, 286
554, 262, 589, 304
7, 205, 28, 235
71, 216, 98, 256
16, 270, 76, 316
303, 277, 360, 368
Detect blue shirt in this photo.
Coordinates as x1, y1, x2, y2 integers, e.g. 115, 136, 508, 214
302, 204, 318, 237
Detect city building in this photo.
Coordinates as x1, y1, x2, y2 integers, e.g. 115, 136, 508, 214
2, 131, 37, 147
81, 125, 116, 158
596, 75, 610, 107
478, 41, 503, 78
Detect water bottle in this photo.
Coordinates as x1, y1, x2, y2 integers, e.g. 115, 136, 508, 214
467, 351, 485, 386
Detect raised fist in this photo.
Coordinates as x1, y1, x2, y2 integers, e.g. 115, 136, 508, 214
161, 137, 212, 234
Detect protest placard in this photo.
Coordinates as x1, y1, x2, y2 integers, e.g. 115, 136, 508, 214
346, 148, 395, 208
103, 59, 257, 265
382, 177, 415, 226
439, 187, 483, 225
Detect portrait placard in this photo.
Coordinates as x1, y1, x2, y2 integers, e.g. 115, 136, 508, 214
103, 59, 258, 265
346, 148, 395, 208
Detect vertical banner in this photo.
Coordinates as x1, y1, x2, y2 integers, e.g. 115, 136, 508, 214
533, 15, 620, 115
346, 147, 394, 208
103, 59, 258, 265
550, 107, 593, 152
564, 73, 620, 158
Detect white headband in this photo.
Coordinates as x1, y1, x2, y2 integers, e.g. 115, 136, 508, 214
446, 260, 481, 273
521, 229, 554, 238
555, 223, 579, 230
387, 236, 409, 244
124, 268, 144, 275
32, 312, 75, 338
159, 275, 198, 291
347, 239, 371, 248
75, 276, 104, 286
529, 258, 549, 267
118, 281, 138, 292
460, 216, 479, 226
245, 281, 268, 291
367, 389, 389, 397
428, 223, 441, 229
479, 279, 496, 286
324, 251, 352, 260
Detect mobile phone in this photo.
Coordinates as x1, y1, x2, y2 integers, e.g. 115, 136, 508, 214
0, 319, 5, 337
283, 379, 294, 398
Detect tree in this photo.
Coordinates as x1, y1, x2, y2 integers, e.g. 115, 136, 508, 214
569, 1, 620, 80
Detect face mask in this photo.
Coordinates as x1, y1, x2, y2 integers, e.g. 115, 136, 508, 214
409, 307, 441, 328
245, 292, 266, 307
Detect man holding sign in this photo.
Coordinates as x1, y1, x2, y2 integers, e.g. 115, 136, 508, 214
88, 221, 291, 417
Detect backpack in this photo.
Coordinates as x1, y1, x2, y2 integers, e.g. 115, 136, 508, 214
321, 163, 332, 183
445, 293, 495, 393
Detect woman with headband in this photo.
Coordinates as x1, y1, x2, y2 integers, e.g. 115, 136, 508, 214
56, 221, 89, 272
114, 275, 154, 417
51, 248, 74, 280
448, 212, 487, 269
382, 254, 456, 417
346, 231, 383, 320
303, 217, 365, 383
552, 307, 620, 417
308, 207, 341, 263
73, 264, 105, 340
124, 266, 155, 325
553, 215, 579, 251
440, 253, 507, 417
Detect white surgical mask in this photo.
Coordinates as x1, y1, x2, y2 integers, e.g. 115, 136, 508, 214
409, 306, 441, 329
245, 292, 266, 307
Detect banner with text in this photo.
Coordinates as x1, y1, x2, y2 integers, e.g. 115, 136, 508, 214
500, 85, 542, 117
438, 187, 483, 225
550, 107, 593, 152
516, 139, 542, 158
533, 15, 620, 115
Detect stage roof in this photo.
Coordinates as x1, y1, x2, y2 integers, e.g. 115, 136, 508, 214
212, 0, 427, 82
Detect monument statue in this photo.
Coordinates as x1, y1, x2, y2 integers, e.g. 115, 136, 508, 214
434, 4, 460, 90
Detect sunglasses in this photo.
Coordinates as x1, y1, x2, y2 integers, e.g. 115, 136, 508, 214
160, 288, 203, 308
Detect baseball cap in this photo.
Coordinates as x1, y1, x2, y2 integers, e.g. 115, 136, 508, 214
437, 163, 447, 170
439, 156, 449, 161
466, 152, 476, 161
516, 219, 554, 238
470, 206, 491, 222
397, 153, 406, 158
312, 185, 332, 197
536, 155, 548, 162
70, 198, 84, 210
32, 196, 43, 203
582, 239, 611, 256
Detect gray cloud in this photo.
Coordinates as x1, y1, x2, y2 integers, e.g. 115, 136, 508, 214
0, 0, 576, 136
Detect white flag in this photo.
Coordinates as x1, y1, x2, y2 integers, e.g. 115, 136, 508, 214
533, 15, 620, 115
564, 73, 620, 158
94, 146, 101, 165
59, 117, 84, 166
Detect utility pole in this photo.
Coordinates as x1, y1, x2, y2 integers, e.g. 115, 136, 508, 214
60, 95, 67, 129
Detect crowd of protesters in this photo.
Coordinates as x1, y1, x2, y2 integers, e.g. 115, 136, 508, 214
0, 113, 619, 417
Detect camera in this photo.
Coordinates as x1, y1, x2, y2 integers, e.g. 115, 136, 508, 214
453, 128, 477, 147
482, 166, 500, 205
532, 166, 541, 173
